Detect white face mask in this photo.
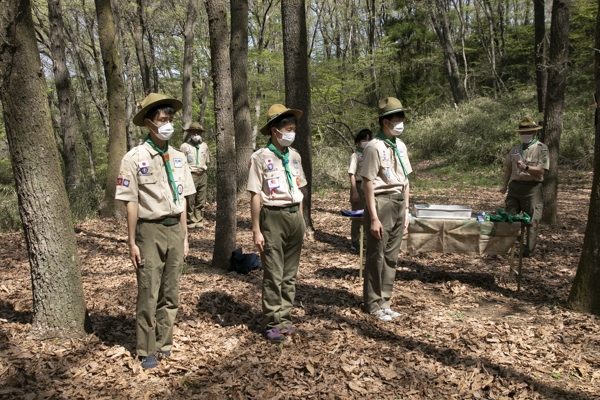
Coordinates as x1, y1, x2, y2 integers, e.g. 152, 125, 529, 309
520, 134, 534, 143
150, 121, 174, 140
192, 135, 202, 143
391, 121, 404, 136
276, 129, 295, 147
359, 141, 369, 149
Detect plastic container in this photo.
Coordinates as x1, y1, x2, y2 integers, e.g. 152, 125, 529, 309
414, 204, 472, 220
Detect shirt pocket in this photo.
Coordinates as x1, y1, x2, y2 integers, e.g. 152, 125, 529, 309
139, 174, 157, 185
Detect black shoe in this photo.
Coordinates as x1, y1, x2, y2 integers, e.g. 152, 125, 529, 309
264, 328, 285, 343
157, 350, 171, 359
139, 355, 157, 369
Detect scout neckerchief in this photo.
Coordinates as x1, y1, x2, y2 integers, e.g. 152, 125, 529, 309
267, 139, 294, 193
145, 135, 180, 204
520, 138, 538, 158
356, 146, 363, 153
375, 130, 408, 177
191, 141, 200, 166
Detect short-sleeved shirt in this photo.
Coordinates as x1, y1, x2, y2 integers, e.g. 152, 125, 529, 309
359, 135, 412, 195
504, 140, 550, 182
247, 147, 307, 207
180, 141, 209, 173
348, 151, 365, 181
115, 142, 196, 220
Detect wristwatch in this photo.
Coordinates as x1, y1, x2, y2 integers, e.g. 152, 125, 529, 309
525, 166, 529, 171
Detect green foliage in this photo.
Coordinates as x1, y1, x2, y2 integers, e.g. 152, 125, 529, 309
67, 178, 104, 223
0, 189, 21, 232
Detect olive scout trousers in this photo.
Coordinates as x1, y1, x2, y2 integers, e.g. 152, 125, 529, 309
186, 171, 207, 227
135, 221, 184, 357
505, 180, 543, 256
363, 194, 406, 314
350, 180, 366, 248
260, 206, 305, 329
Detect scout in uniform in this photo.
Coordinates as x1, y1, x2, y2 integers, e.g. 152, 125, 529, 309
500, 117, 549, 257
247, 104, 307, 342
115, 93, 195, 369
180, 122, 209, 230
348, 129, 372, 251
360, 97, 412, 322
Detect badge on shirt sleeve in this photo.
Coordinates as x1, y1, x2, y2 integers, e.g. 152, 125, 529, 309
123, 179, 130, 187
267, 177, 280, 189
177, 184, 184, 194
116, 177, 123, 186
174, 158, 183, 168
293, 160, 299, 169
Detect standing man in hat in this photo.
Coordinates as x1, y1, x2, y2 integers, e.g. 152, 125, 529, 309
500, 117, 549, 257
115, 93, 195, 369
180, 122, 209, 230
247, 104, 306, 342
360, 97, 412, 322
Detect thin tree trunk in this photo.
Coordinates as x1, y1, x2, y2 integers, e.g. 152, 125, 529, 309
48, 0, 81, 190
205, 0, 237, 270
282, 0, 313, 232
95, 0, 127, 218
182, 0, 198, 129
567, 0, 600, 315
0, 0, 89, 339
451, 0, 470, 98
74, 102, 97, 183
534, 0, 548, 114
132, 0, 152, 95
368, 0, 378, 107
198, 74, 211, 126
540, 0, 570, 225
231, 0, 253, 193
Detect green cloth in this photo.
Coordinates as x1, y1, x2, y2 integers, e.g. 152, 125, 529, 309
485, 208, 531, 223
192, 142, 200, 166
267, 139, 294, 193
375, 130, 408, 177
521, 138, 538, 157
145, 136, 180, 204
356, 146, 363, 153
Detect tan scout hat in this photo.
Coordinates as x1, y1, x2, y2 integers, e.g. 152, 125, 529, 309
516, 117, 542, 132
133, 93, 183, 127
260, 104, 303, 135
184, 122, 205, 132
377, 97, 410, 118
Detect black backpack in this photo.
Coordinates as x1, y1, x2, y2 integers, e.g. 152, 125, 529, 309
229, 248, 262, 274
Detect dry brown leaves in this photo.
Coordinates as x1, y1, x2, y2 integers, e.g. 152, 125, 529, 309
1, 180, 599, 399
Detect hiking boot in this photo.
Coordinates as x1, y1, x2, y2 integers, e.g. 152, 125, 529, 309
280, 325, 294, 335
371, 309, 392, 322
382, 308, 401, 319
264, 328, 285, 343
139, 355, 157, 369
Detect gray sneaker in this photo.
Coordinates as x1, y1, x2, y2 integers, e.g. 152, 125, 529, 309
371, 309, 392, 322
382, 308, 401, 319
139, 355, 157, 369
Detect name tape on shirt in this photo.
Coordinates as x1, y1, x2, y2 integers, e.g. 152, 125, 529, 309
174, 158, 183, 168
267, 177, 280, 190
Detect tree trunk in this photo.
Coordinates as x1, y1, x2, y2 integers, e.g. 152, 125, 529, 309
131, 0, 152, 95
430, 0, 467, 105
281, 0, 314, 232
205, 0, 237, 270
368, 0, 378, 107
231, 0, 253, 193
540, 0, 570, 225
198, 74, 211, 126
48, 0, 81, 190
0, 0, 89, 339
182, 0, 198, 129
95, 0, 127, 218
534, 0, 548, 114
567, 0, 600, 315
450, 0, 470, 98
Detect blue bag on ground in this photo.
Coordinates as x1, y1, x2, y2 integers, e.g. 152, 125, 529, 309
229, 248, 262, 274
341, 209, 364, 217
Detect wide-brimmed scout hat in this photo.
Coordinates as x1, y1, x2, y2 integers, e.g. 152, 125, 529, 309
260, 104, 303, 135
377, 97, 410, 118
183, 122, 205, 141
133, 93, 183, 127
516, 117, 542, 132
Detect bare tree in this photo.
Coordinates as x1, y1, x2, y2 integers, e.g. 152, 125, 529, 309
534, 0, 548, 115
567, 0, 600, 316
48, 0, 81, 189
95, 0, 127, 218
0, 0, 89, 339
205, 0, 237, 269
130, 0, 152, 95
540, 0, 570, 225
231, 0, 253, 192
281, 0, 314, 232
182, 0, 198, 128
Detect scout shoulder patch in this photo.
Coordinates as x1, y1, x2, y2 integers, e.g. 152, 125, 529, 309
177, 184, 184, 194
174, 158, 183, 168
123, 179, 130, 187
116, 177, 123, 186
187, 157, 193, 163
541, 156, 548, 164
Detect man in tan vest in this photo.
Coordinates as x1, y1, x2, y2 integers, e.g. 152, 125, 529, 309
360, 97, 412, 322
115, 93, 195, 369
180, 122, 209, 230
247, 104, 307, 342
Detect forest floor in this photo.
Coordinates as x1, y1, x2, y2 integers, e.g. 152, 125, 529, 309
1, 173, 599, 399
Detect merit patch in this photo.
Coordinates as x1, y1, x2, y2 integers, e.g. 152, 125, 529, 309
174, 158, 183, 168
116, 177, 123, 186
140, 167, 149, 175
267, 178, 280, 190
187, 157, 193, 163
267, 163, 274, 170
123, 179, 130, 187
177, 184, 184, 194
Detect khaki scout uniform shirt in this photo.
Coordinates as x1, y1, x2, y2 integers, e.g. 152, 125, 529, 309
115, 142, 196, 220
348, 151, 365, 181
247, 147, 307, 207
180, 142, 209, 173
359, 137, 412, 195
504, 141, 549, 182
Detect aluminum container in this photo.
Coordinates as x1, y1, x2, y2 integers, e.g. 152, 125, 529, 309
414, 204, 472, 220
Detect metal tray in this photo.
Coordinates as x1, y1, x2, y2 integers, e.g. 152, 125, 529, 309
414, 204, 472, 220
